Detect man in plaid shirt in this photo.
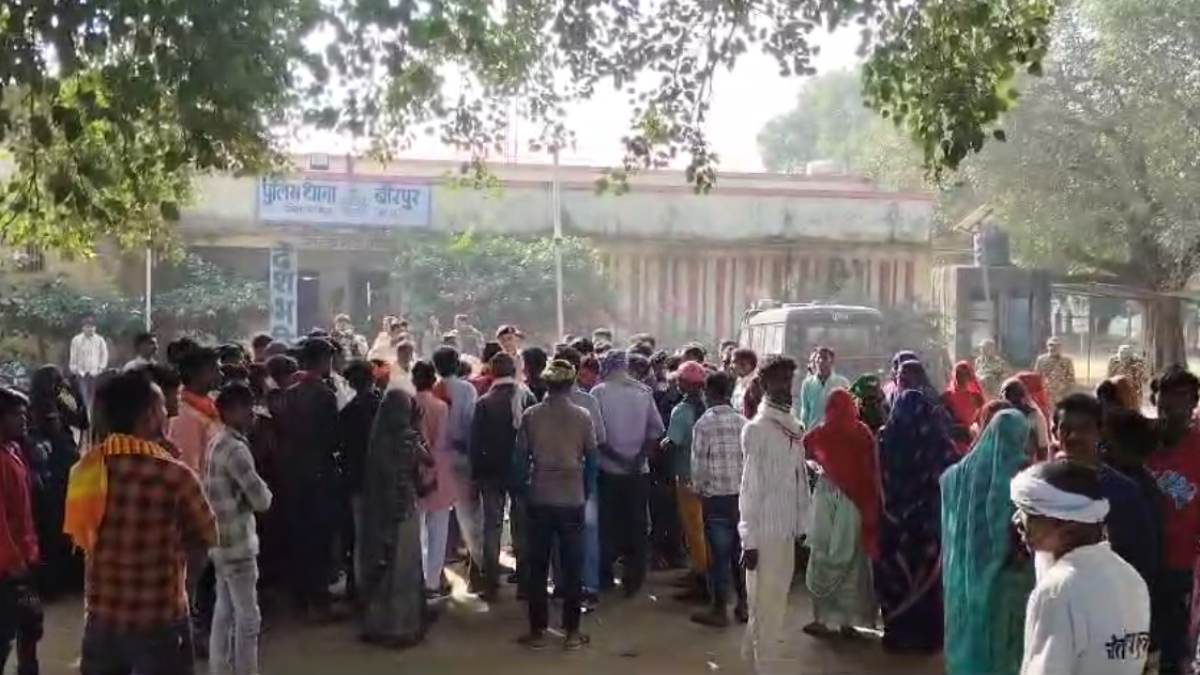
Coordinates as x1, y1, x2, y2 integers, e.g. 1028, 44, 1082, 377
688, 370, 749, 628
205, 383, 272, 675
78, 371, 216, 675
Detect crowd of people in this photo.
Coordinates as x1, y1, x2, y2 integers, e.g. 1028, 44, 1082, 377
0, 312, 1194, 675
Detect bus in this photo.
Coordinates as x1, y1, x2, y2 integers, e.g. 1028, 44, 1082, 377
738, 301, 887, 378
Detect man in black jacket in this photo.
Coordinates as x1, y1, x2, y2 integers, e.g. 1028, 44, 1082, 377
471, 353, 536, 600
282, 337, 341, 620
337, 360, 382, 601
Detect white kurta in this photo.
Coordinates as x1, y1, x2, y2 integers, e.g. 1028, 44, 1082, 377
1020, 542, 1150, 675
743, 539, 794, 674
739, 403, 809, 673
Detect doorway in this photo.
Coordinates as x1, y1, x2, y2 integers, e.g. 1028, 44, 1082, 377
297, 270, 320, 334
351, 270, 392, 328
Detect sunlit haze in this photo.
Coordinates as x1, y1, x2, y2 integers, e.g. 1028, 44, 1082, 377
295, 28, 861, 172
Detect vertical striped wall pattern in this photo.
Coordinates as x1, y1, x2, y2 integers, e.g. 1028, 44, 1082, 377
592, 244, 931, 342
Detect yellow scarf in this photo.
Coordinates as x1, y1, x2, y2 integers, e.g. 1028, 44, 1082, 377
64, 433, 171, 553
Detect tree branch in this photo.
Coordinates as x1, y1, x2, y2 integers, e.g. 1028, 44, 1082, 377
1062, 245, 1137, 282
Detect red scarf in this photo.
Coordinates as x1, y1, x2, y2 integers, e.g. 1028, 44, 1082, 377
943, 361, 985, 427
181, 389, 218, 421
1016, 371, 1052, 422
803, 390, 881, 559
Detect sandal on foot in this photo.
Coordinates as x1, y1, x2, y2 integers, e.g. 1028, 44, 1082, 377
564, 632, 591, 651
517, 632, 550, 651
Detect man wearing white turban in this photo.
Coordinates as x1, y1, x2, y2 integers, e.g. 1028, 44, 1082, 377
1011, 460, 1150, 675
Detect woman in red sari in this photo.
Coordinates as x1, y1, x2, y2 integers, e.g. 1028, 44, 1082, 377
1015, 371, 1052, 420
942, 362, 985, 454
803, 389, 881, 637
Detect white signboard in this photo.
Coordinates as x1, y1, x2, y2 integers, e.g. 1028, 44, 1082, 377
269, 244, 298, 341
258, 176, 432, 228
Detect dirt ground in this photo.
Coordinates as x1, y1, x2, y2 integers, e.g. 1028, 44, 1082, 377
20, 566, 943, 675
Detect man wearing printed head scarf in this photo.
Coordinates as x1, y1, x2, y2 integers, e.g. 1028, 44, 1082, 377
514, 359, 596, 650
1011, 460, 1149, 675
662, 362, 710, 601
590, 349, 665, 595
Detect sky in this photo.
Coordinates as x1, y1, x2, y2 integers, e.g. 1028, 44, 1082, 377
555, 28, 862, 171
296, 27, 862, 173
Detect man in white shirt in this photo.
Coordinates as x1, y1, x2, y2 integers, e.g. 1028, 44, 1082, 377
1011, 460, 1150, 675
69, 315, 108, 414
739, 355, 810, 674
122, 331, 159, 372
729, 348, 759, 416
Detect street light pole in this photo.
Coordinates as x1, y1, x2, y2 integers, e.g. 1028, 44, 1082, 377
144, 247, 153, 331
553, 147, 565, 340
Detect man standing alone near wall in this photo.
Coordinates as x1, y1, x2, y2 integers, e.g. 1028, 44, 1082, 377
69, 316, 108, 416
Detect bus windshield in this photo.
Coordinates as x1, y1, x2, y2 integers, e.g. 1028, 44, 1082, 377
791, 323, 875, 357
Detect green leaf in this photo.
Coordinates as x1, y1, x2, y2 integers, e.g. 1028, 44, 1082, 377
160, 201, 181, 221
30, 115, 52, 147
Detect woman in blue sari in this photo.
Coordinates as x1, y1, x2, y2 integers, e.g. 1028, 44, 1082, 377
940, 410, 1034, 674
875, 389, 959, 653
883, 351, 921, 405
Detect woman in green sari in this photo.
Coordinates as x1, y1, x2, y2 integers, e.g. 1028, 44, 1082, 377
939, 409, 1034, 675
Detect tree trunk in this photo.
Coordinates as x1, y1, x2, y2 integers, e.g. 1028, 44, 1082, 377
1146, 296, 1187, 375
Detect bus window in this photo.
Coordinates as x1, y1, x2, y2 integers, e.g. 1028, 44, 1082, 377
766, 324, 784, 354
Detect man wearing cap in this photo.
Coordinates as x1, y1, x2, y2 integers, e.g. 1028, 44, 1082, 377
796, 347, 849, 430
593, 328, 614, 347
661, 361, 710, 602
449, 314, 484, 357
1107, 345, 1147, 406
496, 325, 525, 380
976, 339, 1012, 398
470, 352, 537, 600
514, 359, 596, 650
332, 314, 368, 360
1011, 460, 1150, 675
1035, 337, 1076, 404
591, 350, 665, 596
